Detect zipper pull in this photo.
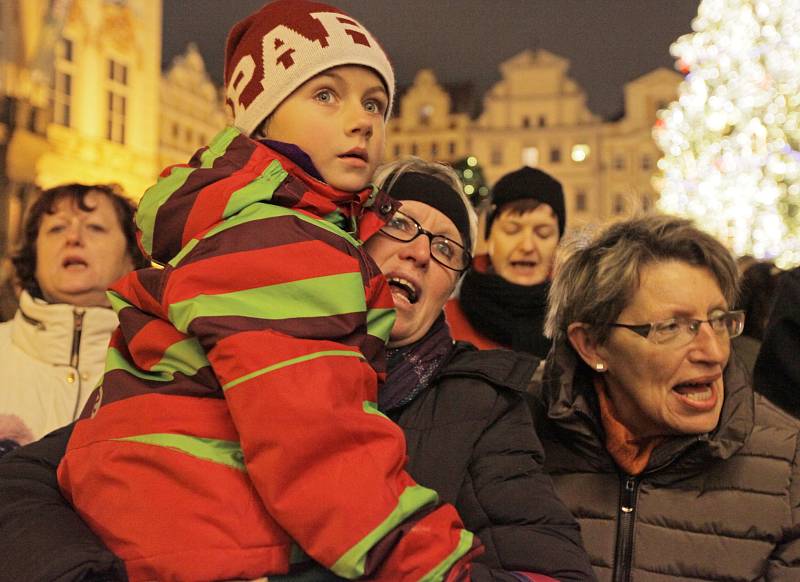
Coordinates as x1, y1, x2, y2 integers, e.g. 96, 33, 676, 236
621, 476, 636, 513
70, 308, 85, 368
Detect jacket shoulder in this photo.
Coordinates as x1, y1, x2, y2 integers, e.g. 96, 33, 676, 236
438, 342, 539, 394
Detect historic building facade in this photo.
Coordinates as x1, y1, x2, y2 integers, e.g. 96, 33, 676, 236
0, 0, 224, 262
385, 49, 682, 231
1, 3, 680, 261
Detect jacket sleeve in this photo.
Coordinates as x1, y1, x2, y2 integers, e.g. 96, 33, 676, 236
467, 392, 597, 582
0, 424, 127, 582
156, 219, 477, 580
765, 429, 800, 579
754, 268, 800, 417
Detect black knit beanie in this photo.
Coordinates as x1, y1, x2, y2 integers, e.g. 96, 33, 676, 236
485, 166, 566, 238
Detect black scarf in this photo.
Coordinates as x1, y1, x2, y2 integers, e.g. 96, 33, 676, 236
459, 267, 552, 357
380, 314, 455, 412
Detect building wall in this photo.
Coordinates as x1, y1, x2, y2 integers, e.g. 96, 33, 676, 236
159, 43, 227, 170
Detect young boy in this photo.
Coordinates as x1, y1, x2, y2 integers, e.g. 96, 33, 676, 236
57, 2, 479, 580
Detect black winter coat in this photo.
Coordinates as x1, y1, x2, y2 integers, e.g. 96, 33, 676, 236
389, 343, 596, 581
0, 343, 595, 582
529, 341, 800, 582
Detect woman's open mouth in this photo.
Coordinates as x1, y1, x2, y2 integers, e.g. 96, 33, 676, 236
672, 379, 718, 410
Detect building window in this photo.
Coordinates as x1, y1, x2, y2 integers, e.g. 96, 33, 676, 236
171, 122, 180, 139
613, 155, 626, 170
575, 189, 588, 212
538, 115, 547, 128
613, 194, 626, 215
448, 141, 456, 156
491, 145, 503, 166
549, 147, 561, 163
411, 142, 418, 156
419, 104, 433, 127
52, 38, 74, 127
522, 116, 531, 128
521, 146, 538, 167
431, 142, 438, 157
393, 144, 402, 158
641, 154, 653, 171
641, 194, 652, 211
106, 58, 128, 144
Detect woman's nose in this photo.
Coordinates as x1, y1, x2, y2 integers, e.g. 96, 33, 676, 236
689, 321, 728, 363
64, 223, 84, 245
519, 230, 538, 253
399, 234, 431, 266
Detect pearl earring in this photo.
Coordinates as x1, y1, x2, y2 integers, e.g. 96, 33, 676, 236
595, 362, 606, 372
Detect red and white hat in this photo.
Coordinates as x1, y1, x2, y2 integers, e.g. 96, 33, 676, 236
224, 0, 395, 136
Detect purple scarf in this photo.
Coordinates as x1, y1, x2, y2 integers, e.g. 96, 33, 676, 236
380, 314, 455, 412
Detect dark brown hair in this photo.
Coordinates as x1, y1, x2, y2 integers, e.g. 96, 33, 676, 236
12, 183, 149, 299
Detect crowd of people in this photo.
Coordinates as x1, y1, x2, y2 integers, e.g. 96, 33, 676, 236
1, 1, 799, 581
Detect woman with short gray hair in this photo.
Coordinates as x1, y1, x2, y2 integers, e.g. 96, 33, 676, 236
530, 213, 800, 580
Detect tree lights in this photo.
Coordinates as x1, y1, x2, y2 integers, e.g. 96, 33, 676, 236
655, 0, 800, 266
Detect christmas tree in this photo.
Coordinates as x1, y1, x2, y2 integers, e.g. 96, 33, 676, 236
654, 0, 800, 266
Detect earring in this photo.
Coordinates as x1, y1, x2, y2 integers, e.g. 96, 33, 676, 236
595, 362, 606, 372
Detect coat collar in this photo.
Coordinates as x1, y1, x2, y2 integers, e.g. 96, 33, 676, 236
11, 290, 118, 369
540, 340, 755, 474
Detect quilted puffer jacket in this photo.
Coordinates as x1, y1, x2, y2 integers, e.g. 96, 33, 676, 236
528, 341, 800, 582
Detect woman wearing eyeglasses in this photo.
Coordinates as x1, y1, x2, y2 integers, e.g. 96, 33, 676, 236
529, 214, 800, 580
0, 157, 594, 582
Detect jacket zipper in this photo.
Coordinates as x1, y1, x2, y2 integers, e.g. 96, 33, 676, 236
70, 308, 85, 419
613, 475, 639, 582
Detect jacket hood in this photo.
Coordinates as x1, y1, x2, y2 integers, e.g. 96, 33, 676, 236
540, 339, 755, 475
136, 127, 391, 265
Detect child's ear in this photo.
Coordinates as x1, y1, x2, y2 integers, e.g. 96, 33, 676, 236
567, 322, 606, 371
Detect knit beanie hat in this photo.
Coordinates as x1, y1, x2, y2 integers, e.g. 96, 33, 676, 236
485, 166, 566, 238
224, 0, 395, 137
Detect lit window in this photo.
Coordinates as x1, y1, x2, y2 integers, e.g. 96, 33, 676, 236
571, 144, 590, 163
106, 58, 128, 144
419, 104, 433, 127
521, 147, 538, 167
51, 38, 74, 127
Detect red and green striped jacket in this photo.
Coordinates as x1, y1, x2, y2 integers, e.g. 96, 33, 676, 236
58, 127, 480, 581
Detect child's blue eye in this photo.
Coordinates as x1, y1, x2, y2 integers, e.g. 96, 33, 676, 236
315, 90, 334, 103
364, 99, 386, 115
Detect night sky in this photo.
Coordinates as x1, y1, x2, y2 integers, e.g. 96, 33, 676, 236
162, 0, 700, 119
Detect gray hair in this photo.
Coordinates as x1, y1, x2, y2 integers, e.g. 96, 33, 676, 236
545, 213, 739, 344
373, 157, 478, 254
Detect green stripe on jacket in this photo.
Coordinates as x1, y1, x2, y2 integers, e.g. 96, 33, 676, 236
330, 484, 439, 578
112, 433, 246, 472
137, 126, 239, 256
168, 272, 366, 334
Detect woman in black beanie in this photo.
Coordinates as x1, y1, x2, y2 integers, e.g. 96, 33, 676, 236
445, 166, 565, 357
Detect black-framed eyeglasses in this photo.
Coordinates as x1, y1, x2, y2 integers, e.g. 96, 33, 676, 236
608, 310, 745, 348
379, 210, 472, 272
